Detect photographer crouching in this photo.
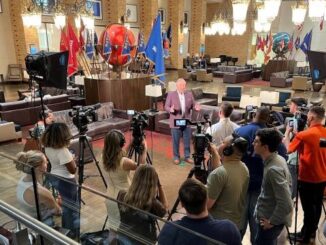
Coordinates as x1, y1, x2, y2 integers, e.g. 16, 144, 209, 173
284, 105, 326, 243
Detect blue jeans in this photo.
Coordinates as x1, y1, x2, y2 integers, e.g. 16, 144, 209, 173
255, 223, 284, 245
171, 127, 191, 160
240, 190, 260, 243
48, 175, 79, 235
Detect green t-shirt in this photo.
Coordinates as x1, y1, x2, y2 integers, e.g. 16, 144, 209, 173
207, 160, 249, 229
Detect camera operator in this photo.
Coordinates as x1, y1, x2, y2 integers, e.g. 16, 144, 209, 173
165, 78, 200, 165
234, 106, 288, 243
102, 129, 147, 230
158, 178, 241, 245
284, 97, 307, 199
284, 106, 326, 243
206, 134, 249, 232
210, 102, 239, 146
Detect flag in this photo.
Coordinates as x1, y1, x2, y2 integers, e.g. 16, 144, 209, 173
320, 16, 324, 31
145, 13, 165, 82
300, 29, 312, 55
60, 29, 69, 52
166, 24, 172, 48
121, 33, 131, 62
79, 19, 85, 51
295, 36, 300, 50
162, 31, 169, 58
288, 35, 294, 54
137, 32, 146, 54
94, 31, 98, 45
67, 23, 79, 77
103, 31, 111, 56
256, 35, 260, 51
85, 29, 94, 59
259, 36, 265, 51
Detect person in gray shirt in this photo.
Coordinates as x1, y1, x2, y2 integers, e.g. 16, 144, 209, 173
253, 128, 293, 245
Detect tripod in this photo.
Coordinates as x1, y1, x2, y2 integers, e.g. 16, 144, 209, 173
76, 133, 107, 239
167, 152, 210, 221
127, 137, 153, 165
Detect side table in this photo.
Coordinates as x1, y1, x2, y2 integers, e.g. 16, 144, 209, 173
144, 110, 166, 131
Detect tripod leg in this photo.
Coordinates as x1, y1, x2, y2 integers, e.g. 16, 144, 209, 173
84, 137, 107, 189
167, 168, 195, 221
146, 152, 153, 165
286, 226, 293, 245
102, 215, 108, 231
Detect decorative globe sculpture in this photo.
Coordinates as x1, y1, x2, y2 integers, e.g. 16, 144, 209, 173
272, 32, 291, 57
99, 24, 136, 67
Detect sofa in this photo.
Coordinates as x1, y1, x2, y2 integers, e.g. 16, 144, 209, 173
155, 105, 245, 135
223, 69, 253, 84
213, 65, 248, 77
270, 71, 293, 88
191, 88, 218, 106
196, 69, 213, 82
53, 102, 131, 140
0, 94, 71, 126
292, 76, 311, 91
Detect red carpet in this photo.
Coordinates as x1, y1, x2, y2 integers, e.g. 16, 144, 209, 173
242, 79, 270, 87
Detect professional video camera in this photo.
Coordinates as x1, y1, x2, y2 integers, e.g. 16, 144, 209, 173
69, 104, 101, 134
127, 110, 149, 148
175, 116, 212, 183
245, 105, 258, 122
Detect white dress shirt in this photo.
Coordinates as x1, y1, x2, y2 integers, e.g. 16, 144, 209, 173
177, 91, 186, 117
210, 118, 240, 146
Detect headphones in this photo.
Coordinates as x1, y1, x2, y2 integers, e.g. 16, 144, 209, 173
223, 133, 248, 157
111, 129, 126, 148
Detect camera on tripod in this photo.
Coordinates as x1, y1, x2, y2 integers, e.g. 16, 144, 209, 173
69, 104, 101, 134
128, 110, 149, 147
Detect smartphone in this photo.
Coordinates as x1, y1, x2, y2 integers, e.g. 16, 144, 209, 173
127, 110, 135, 116
288, 120, 294, 128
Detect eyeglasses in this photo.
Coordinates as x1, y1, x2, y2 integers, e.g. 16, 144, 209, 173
253, 139, 261, 145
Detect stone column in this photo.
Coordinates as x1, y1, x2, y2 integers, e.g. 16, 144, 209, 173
103, 0, 126, 25
139, 0, 158, 41
167, 0, 184, 69
9, 0, 28, 66
189, 0, 206, 56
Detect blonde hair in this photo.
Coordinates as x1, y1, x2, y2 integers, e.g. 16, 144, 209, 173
123, 165, 158, 211
15, 150, 45, 173
102, 130, 126, 172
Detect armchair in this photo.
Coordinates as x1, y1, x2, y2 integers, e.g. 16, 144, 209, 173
177, 69, 191, 80
222, 86, 242, 107
0, 121, 22, 143
196, 69, 213, 82
292, 76, 310, 91
191, 88, 218, 106
270, 71, 293, 88
6, 64, 23, 83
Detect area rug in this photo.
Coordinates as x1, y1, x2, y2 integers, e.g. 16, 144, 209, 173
242, 79, 270, 87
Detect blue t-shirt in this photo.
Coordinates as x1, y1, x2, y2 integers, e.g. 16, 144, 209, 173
158, 216, 241, 245
235, 122, 288, 191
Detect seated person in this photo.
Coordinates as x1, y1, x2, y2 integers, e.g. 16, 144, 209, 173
30, 106, 54, 139
158, 179, 241, 245
15, 150, 61, 226
117, 165, 168, 244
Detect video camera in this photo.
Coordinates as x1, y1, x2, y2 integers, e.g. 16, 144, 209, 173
127, 110, 149, 149
245, 105, 258, 122
283, 105, 308, 132
69, 104, 101, 134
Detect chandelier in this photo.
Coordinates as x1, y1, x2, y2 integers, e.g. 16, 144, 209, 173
292, 1, 307, 26
21, 0, 95, 29
232, 0, 250, 22
264, 0, 281, 22
308, 0, 326, 21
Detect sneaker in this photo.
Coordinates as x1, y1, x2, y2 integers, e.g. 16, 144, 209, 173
184, 158, 194, 164
173, 159, 180, 165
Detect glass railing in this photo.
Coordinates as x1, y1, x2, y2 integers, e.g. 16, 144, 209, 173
0, 151, 227, 244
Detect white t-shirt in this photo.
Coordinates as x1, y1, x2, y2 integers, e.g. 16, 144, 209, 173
45, 147, 74, 179
177, 91, 186, 117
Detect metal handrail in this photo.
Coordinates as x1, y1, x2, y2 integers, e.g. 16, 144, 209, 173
0, 200, 79, 245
